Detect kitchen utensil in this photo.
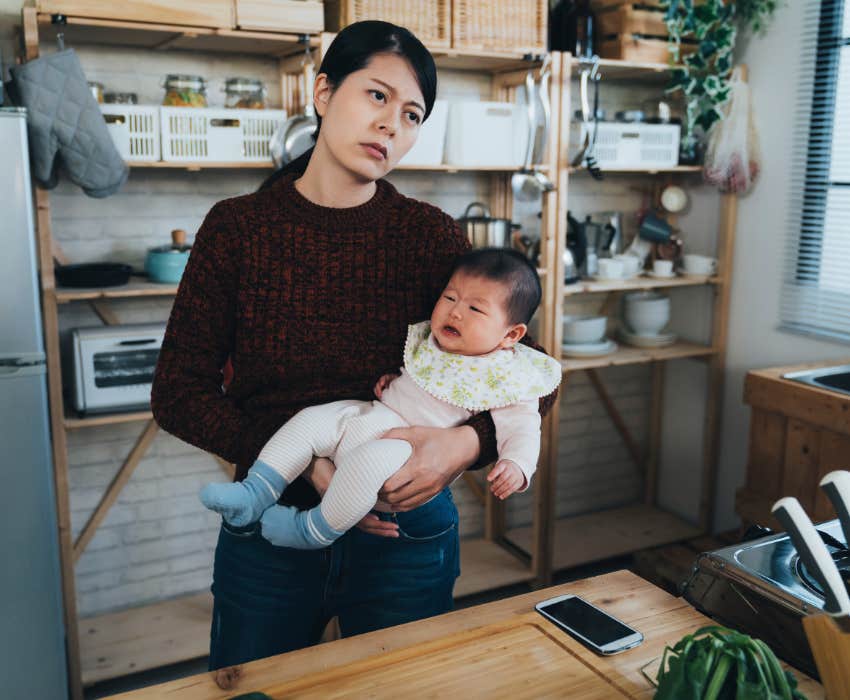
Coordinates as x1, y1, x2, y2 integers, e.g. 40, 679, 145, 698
563, 248, 579, 284
514, 232, 541, 265
570, 57, 600, 168
457, 202, 520, 249
271, 42, 317, 168
820, 471, 850, 547
771, 497, 850, 616
653, 260, 673, 276
145, 228, 191, 284
566, 211, 587, 277
530, 56, 554, 195
511, 66, 545, 202
562, 315, 606, 344
597, 258, 623, 279
585, 68, 603, 180
54, 262, 132, 288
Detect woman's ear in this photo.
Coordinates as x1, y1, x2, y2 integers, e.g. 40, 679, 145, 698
499, 323, 528, 349
313, 73, 332, 117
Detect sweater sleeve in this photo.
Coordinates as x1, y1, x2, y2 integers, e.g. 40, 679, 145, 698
150, 200, 253, 467
425, 210, 560, 472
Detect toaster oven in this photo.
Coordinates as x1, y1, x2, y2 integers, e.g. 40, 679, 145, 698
71, 323, 166, 414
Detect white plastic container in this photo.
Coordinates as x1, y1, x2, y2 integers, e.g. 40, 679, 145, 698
444, 101, 529, 167
398, 99, 448, 167
160, 106, 286, 162
570, 122, 681, 170
99, 104, 160, 162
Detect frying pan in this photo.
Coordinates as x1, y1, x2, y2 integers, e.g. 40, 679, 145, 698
271, 50, 318, 168
54, 262, 133, 288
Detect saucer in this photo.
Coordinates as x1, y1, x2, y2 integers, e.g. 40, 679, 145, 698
561, 339, 618, 357
591, 274, 641, 283
680, 270, 713, 278
645, 270, 677, 279
618, 328, 677, 348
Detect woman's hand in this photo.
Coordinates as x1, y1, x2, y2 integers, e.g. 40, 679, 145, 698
302, 456, 399, 538
373, 373, 399, 399
378, 424, 480, 511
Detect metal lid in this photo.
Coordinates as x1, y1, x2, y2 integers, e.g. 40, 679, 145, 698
164, 74, 207, 90
224, 77, 266, 92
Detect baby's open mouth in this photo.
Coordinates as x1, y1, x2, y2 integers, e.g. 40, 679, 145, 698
442, 325, 461, 337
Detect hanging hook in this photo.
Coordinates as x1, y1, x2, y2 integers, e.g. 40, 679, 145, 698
51, 14, 67, 52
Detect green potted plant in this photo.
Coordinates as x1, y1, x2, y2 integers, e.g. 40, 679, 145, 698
662, 0, 781, 163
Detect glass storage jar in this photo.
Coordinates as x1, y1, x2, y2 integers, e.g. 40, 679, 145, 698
104, 92, 138, 105
162, 74, 208, 108
88, 81, 104, 104
223, 77, 267, 109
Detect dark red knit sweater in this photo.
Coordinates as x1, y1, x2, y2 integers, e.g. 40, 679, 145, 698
151, 172, 557, 509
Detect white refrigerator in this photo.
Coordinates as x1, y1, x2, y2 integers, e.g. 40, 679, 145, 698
0, 107, 69, 698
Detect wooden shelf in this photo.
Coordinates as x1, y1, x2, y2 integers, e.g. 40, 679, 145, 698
128, 161, 548, 173
55, 277, 177, 303
569, 57, 680, 83
64, 409, 153, 430
560, 341, 716, 372
35, 13, 319, 57
568, 166, 702, 175
506, 503, 702, 572
564, 274, 721, 296
78, 536, 532, 685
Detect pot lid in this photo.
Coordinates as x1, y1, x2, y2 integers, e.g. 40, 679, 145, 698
150, 229, 192, 253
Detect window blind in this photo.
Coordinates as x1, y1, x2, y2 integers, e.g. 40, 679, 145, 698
781, 0, 850, 342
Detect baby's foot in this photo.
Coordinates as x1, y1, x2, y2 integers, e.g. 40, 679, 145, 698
199, 461, 286, 527
260, 505, 345, 550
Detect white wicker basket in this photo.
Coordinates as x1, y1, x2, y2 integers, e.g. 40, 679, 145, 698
160, 107, 287, 163
444, 101, 528, 167
570, 122, 681, 170
100, 104, 160, 162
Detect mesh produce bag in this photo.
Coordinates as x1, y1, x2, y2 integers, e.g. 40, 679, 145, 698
703, 67, 761, 195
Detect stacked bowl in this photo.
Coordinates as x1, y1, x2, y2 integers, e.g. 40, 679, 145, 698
623, 292, 670, 336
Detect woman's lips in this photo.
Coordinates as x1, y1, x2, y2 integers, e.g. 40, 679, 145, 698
361, 144, 386, 161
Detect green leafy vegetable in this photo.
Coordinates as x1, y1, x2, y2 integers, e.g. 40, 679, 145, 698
654, 625, 807, 700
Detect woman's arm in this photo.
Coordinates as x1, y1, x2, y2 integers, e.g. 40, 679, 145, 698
150, 201, 257, 466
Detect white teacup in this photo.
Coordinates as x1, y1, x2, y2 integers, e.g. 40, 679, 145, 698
598, 258, 624, 280
683, 254, 718, 275
653, 259, 674, 276
614, 254, 641, 278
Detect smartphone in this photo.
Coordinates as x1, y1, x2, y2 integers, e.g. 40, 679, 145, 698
535, 593, 644, 655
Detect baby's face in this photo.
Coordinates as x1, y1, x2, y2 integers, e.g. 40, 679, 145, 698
430, 271, 526, 356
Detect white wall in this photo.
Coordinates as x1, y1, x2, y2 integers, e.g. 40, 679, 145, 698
709, 1, 850, 531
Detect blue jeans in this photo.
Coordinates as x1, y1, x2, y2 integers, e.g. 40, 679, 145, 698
208, 486, 460, 670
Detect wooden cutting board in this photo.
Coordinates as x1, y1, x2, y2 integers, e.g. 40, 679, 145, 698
258, 613, 633, 699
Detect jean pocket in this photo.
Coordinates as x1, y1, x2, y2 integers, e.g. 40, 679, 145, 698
392, 489, 458, 542
221, 519, 260, 539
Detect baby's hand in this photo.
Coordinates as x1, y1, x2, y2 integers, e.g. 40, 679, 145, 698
374, 373, 399, 399
487, 459, 526, 500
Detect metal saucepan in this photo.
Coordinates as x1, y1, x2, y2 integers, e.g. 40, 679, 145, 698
457, 202, 521, 249
270, 45, 318, 168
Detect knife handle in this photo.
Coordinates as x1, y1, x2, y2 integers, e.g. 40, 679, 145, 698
772, 497, 850, 616
820, 470, 850, 549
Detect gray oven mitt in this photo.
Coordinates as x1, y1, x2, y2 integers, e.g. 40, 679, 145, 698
9, 49, 128, 197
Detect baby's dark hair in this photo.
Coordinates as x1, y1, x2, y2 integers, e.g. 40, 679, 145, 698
450, 247, 542, 325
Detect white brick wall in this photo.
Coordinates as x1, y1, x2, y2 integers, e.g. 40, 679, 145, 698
0, 31, 709, 617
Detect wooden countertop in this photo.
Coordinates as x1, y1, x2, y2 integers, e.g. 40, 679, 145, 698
109, 570, 822, 699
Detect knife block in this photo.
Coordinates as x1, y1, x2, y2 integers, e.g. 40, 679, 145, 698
803, 614, 850, 699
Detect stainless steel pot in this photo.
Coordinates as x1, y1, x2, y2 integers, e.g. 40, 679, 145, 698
457, 202, 521, 249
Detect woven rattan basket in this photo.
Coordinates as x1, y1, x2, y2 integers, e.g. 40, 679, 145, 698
324, 0, 451, 48
452, 0, 548, 54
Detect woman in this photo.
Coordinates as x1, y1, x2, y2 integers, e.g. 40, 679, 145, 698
151, 20, 557, 670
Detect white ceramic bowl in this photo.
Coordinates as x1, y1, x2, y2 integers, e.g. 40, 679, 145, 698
625, 307, 669, 335
562, 315, 607, 344
625, 291, 670, 312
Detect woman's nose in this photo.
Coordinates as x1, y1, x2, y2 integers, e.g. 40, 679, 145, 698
377, 107, 401, 135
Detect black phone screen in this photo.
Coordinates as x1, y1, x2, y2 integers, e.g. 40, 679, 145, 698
538, 596, 636, 647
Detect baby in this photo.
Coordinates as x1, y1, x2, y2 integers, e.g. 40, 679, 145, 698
200, 247, 561, 549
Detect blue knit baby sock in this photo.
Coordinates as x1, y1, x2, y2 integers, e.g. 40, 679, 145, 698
200, 460, 286, 527
259, 504, 346, 549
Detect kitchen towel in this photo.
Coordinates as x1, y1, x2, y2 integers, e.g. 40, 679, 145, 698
9, 49, 128, 197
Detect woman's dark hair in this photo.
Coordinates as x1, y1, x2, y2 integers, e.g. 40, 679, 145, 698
450, 248, 543, 325
260, 21, 437, 190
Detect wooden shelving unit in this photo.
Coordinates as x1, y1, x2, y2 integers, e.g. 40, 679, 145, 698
22, 7, 738, 696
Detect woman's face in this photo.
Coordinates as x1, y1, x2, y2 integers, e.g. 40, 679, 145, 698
313, 52, 426, 180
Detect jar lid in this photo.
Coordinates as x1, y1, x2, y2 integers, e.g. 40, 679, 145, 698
164, 74, 207, 90
224, 77, 265, 90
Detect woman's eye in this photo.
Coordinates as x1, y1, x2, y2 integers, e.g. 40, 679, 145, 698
370, 90, 386, 102
407, 112, 422, 124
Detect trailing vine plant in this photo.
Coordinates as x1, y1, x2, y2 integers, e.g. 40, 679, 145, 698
662, 0, 781, 162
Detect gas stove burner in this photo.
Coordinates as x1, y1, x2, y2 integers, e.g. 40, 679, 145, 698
796, 549, 850, 600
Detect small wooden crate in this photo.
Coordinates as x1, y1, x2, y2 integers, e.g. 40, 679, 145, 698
593, 2, 668, 38
324, 0, 451, 49
598, 36, 695, 63
452, 0, 548, 54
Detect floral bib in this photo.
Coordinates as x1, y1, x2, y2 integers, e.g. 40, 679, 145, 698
403, 321, 562, 412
